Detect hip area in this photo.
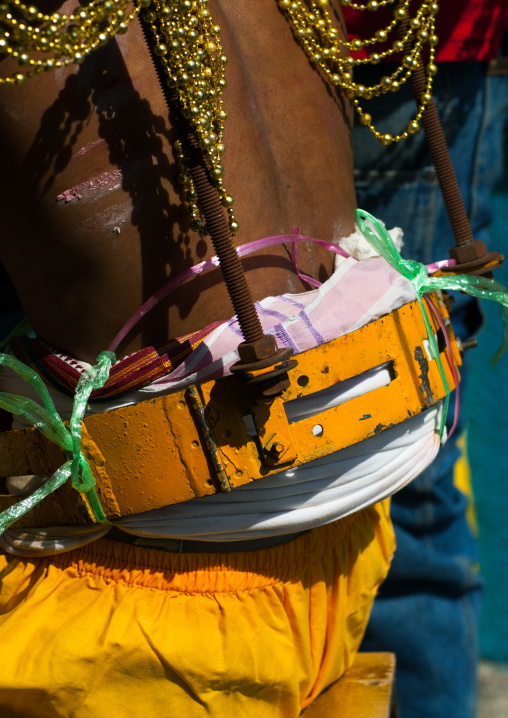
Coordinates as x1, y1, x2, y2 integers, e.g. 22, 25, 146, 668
0, 502, 394, 718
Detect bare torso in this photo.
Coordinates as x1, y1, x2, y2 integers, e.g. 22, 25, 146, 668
0, 0, 356, 362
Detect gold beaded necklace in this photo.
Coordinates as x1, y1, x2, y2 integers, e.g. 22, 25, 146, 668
0, 0, 137, 80
0, 0, 439, 234
142, 0, 237, 236
279, 0, 438, 145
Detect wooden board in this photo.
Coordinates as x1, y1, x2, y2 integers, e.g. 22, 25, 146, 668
301, 653, 397, 718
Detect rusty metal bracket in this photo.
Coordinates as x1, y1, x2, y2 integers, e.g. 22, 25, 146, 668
250, 395, 298, 468
442, 241, 504, 277
231, 336, 298, 401
230, 336, 299, 465
185, 385, 232, 493
230, 337, 298, 466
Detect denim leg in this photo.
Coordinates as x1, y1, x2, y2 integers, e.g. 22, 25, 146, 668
354, 63, 508, 718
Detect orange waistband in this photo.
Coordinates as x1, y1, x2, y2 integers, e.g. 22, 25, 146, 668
37, 507, 379, 593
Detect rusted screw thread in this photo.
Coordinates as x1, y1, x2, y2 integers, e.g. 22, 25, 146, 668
140, 15, 264, 345
398, 7, 474, 248
181, 128, 265, 343
408, 66, 473, 247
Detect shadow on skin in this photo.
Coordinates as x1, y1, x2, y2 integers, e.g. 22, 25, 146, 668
19, 36, 210, 349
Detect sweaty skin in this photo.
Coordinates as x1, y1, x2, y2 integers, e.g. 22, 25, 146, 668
0, 0, 356, 362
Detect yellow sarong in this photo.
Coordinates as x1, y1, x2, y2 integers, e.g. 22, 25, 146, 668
0, 501, 394, 718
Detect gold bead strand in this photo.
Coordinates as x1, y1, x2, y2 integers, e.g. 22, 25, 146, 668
340, 0, 413, 56
280, 0, 411, 55
277, 0, 439, 146
281, 0, 406, 56
348, 1, 431, 67
353, 10, 437, 143
0, 0, 138, 84
341, 0, 396, 10
143, 0, 237, 236
344, 2, 436, 99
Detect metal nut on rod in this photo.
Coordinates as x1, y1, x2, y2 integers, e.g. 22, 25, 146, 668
446, 240, 504, 276
231, 337, 297, 402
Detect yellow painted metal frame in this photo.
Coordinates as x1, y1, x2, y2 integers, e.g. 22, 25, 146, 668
0, 293, 461, 528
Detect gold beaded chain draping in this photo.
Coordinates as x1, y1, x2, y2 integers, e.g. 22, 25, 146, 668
0, 0, 439, 235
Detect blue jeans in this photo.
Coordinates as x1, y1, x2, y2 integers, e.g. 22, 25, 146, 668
354, 63, 508, 718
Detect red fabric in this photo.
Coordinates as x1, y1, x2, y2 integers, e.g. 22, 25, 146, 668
343, 0, 508, 62
8, 321, 224, 400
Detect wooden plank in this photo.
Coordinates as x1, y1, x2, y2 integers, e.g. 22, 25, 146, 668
301, 653, 397, 718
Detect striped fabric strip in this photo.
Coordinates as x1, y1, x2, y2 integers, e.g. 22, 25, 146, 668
274, 325, 299, 353
9, 320, 224, 401
254, 301, 292, 323
278, 295, 306, 310
298, 309, 326, 346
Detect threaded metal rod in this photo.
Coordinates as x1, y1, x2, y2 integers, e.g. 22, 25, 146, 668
408, 64, 474, 247
398, 6, 474, 248
140, 15, 264, 344
179, 127, 265, 343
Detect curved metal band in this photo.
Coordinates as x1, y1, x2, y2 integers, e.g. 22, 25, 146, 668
0, 294, 461, 529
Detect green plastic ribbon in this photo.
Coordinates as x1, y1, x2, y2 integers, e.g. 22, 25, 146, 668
356, 208, 508, 438
356, 209, 508, 354
0, 462, 73, 534
0, 350, 115, 535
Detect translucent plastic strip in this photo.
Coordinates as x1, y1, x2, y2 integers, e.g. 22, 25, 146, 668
0, 351, 115, 534
0, 354, 61, 419
424, 295, 461, 440
356, 208, 508, 352
0, 391, 72, 450
69, 351, 115, 494
0, 461, 72, 534
355, 209, 508, 438
356, 209, 508, 350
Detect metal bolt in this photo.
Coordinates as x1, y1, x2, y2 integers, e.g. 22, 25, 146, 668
461, 339, 478, 351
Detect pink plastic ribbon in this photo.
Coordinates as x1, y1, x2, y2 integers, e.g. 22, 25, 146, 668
108, 227, 458, 354
108, 232, 350, 352
425, 258, 457, 273
423, 295, 461, 440
290, 226, 322, 289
